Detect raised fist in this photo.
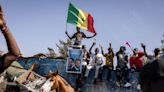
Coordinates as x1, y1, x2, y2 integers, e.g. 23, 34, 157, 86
65, 31, 68, 34
141, 43, 146, 49
109, 43, 112, 47
93, 42, 96, 45
0, 5, 6, 29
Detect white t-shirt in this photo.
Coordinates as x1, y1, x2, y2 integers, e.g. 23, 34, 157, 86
89, 53, 104, 66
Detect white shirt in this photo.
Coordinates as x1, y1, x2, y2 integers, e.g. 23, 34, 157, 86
89, 53, 105, 66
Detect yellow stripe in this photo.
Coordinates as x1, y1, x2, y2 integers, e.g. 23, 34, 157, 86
77, 10, 88, 30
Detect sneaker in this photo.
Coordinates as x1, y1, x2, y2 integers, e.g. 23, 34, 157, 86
77, 88, 82, 91
124, 82, 131, 87
116, 82, 120, 87
137, 84, 141, 90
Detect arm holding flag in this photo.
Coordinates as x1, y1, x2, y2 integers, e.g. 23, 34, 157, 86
67, 3, 97, 34
85, 32, 97, 39
89, 42, 96, 54
65, 31, 72, 39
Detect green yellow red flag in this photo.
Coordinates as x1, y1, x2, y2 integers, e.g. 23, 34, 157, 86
67, 3, 96, 34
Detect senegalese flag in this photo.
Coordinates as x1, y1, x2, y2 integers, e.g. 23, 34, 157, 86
67, 3, 96, 34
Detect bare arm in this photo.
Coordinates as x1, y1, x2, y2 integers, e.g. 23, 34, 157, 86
100, 45, 105, 56
141, 43, 148, 57
89, 42, 96, 54
0, 5, 21, 72
0, 5, 21, 56
85, 33, 97, 39
2, 28, 21, 56
65, 31, 72, 39
110, 43, 114, 57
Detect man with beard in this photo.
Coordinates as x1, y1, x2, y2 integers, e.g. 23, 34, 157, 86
0, 5, 21, 74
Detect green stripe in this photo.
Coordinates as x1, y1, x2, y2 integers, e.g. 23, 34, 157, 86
67, 3, 79, 25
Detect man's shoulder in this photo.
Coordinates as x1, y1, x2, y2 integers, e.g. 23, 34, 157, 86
147, 55, 155, 59
130, 55, 136, 60
116, 52, 120, 56
141, 61, 158, 75
104, 53, 108, 56
105, 53, 114, 57
143, 61, 157, 69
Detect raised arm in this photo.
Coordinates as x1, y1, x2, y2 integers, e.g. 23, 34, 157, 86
85, 33, 97, 39
0, 5, 21, 56
89, 42, 96, 54
110, 44, 115, 57
65, 30, 72, 39
116, 52, 120, 64
0, 5, 21, 73
141, 43, 148, 57
100, 45, 105, 56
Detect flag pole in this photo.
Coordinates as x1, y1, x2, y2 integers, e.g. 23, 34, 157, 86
65, 2, 70, 32
125, 42, 133, 51
66, 22, 68, 32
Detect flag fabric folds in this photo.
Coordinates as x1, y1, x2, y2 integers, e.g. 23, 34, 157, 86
67, 3, 96, 34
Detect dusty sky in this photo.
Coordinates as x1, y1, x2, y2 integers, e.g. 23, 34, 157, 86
0, 0, 164, 56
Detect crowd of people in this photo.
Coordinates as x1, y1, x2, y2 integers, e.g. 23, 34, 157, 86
0, 3, 164, 92
66, 26, 164, 92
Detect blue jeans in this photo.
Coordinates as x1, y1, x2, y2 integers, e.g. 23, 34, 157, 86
131, 71, 140, 84
109, 70, 117, 89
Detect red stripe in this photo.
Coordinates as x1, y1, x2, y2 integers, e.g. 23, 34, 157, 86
87, 14, 96, 34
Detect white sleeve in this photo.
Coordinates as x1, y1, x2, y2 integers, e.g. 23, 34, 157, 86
113, 57, 117, 70
101, 54, 106, 66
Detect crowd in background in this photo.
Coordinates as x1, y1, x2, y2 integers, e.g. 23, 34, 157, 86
66, 27, 164, 92
81, 41, 161, 89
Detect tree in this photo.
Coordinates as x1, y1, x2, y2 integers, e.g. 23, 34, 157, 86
47, 47, 57, 58
56, 39, 73, 58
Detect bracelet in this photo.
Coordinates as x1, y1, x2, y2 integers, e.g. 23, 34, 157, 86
1, 25, 8, 33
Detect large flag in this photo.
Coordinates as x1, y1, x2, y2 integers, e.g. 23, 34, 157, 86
67, 3, 96, 34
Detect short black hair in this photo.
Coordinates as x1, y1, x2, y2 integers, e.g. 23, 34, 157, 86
154, 48, 160, 52
133, 48, 138, 51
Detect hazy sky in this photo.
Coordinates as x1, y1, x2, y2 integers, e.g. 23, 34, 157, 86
0, 0, 164, 56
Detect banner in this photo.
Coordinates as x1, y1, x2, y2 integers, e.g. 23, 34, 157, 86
66, 48, 83, 74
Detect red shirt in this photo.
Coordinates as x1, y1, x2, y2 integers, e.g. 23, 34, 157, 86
130, 52, 144, 69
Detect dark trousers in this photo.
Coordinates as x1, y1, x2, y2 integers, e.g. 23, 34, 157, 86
99, 65, 113, 81
116, 65, 130, 84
